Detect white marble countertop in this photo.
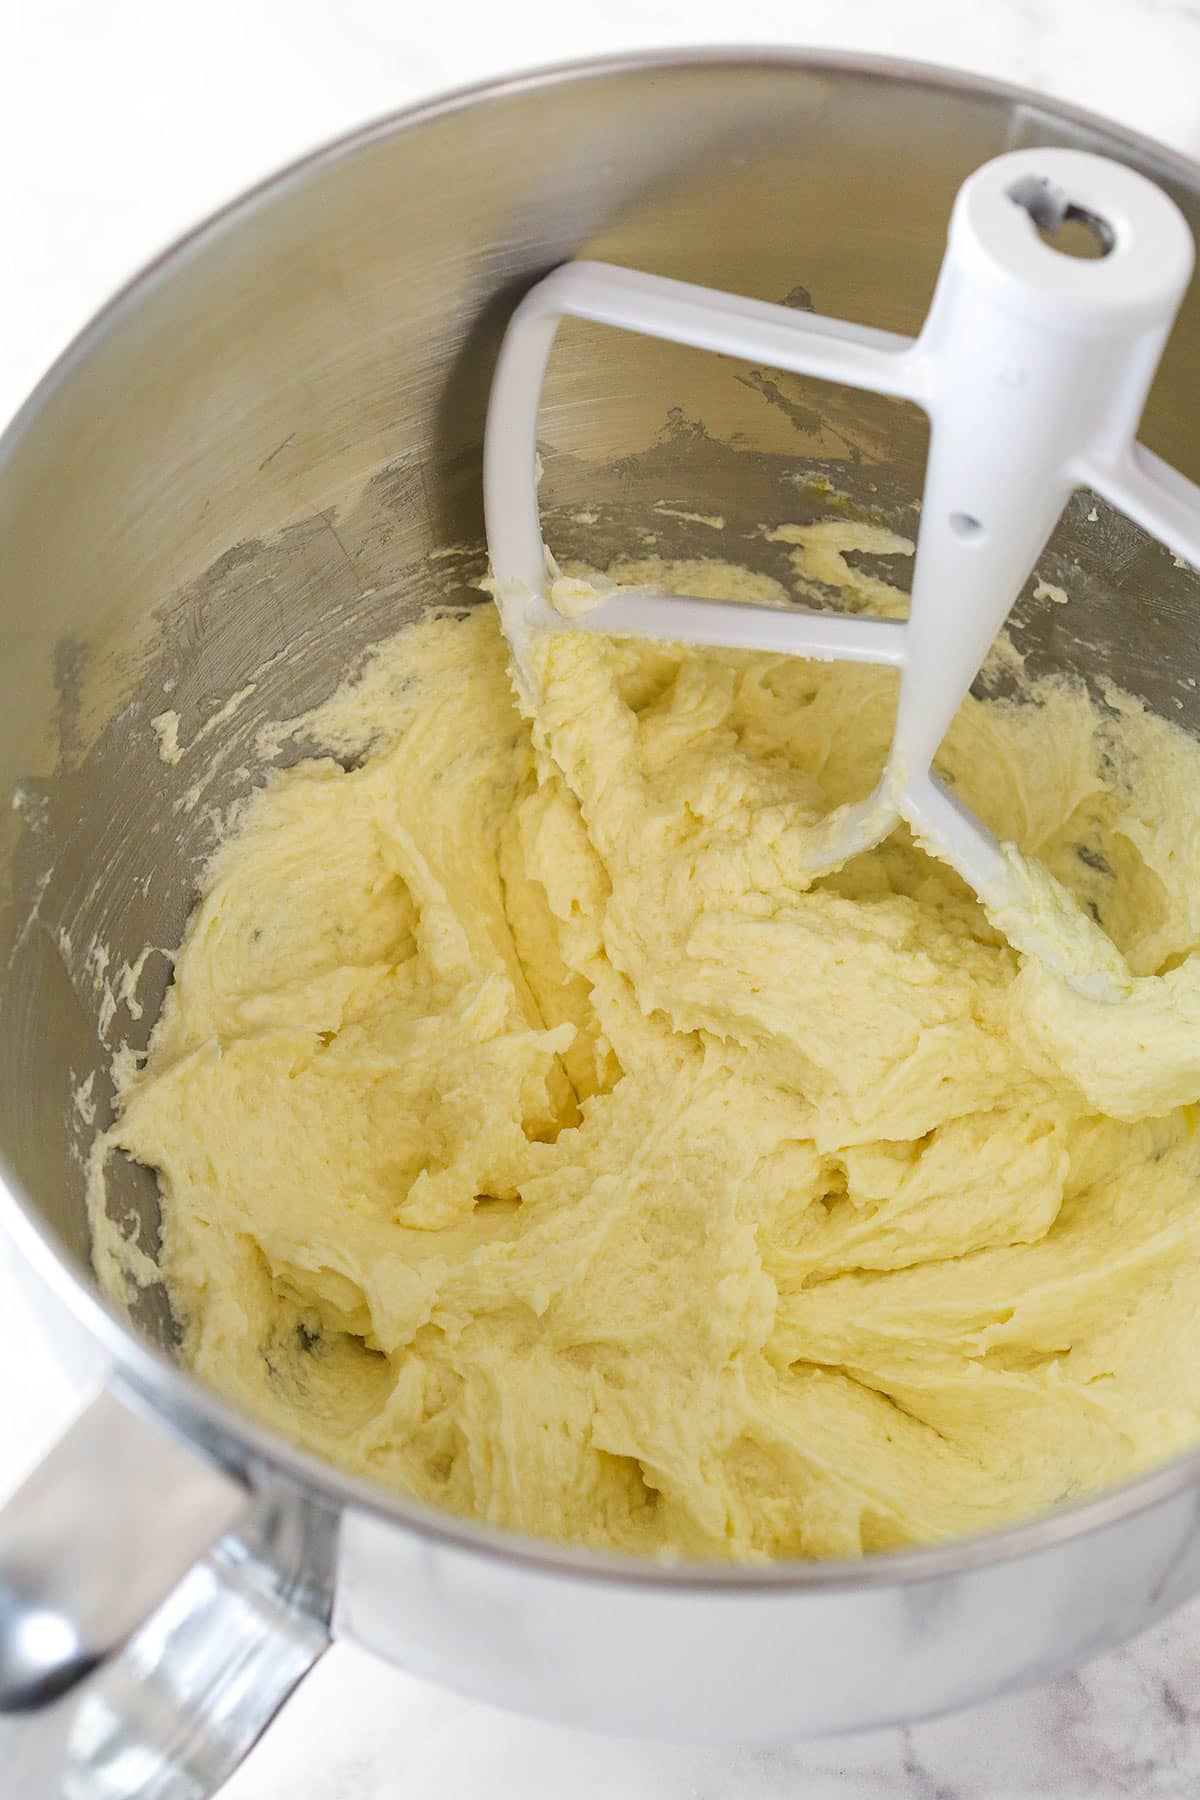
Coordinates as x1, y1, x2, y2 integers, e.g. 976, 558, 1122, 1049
4, 1, 1200, 1794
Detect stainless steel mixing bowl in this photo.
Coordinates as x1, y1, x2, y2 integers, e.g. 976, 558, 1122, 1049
3, 49, 1200, 1796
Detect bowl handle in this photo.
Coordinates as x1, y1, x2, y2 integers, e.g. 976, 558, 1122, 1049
0, 1384, 334, 1795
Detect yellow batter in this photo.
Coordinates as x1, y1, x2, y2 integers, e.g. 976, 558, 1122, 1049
96, 548, 1200, 1561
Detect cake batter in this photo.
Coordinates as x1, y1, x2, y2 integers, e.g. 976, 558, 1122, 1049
96, 550, 1200, 1561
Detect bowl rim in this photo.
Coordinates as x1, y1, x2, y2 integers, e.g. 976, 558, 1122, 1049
3, 42, 1200, 1593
